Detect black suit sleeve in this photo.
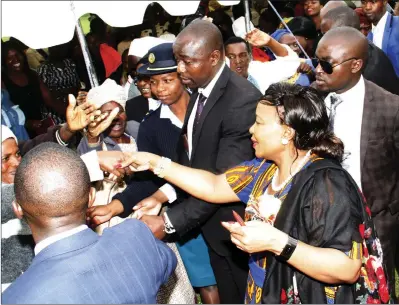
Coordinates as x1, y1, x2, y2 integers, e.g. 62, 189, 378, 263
166, 90, 261, 236
113, 121, 165, 217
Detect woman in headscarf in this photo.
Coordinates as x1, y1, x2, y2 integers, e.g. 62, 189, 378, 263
1, 126, 34, 293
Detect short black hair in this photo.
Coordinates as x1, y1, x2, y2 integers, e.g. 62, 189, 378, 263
287, 17, 318, 39
14, 142, 91, 218
324, 6, 361, 30
1, 40, 30, 74
224, 37, 251, 54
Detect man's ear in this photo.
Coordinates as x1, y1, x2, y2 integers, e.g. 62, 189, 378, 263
351, 59, 363, 74
88, 187, 96, 208
210, 50, 222, 67
12, 200, 24, 219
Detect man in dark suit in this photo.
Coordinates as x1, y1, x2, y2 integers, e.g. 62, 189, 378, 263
137, 20, 263, 303
320, 5, 399, 95
314, 27, 399, 299
2, 143, 176, 304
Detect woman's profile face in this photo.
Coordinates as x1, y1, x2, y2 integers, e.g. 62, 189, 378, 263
249, 103, 286, 160
1, 138, 21, 184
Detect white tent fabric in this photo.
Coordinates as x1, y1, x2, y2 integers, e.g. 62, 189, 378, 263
2, 1, 240, 49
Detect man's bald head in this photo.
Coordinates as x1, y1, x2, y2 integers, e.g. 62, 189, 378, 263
320, 0, 348, 19
175, 19, 224, 56
321, 6, 361, 34
14, 143, 91, 221
315, 27, 368, 93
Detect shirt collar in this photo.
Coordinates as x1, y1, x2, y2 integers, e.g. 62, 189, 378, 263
160, 104, 183, 128
326, 76, 365, 107
148, 98, 161, 111
198, 63, 225, 98
372, 11, 389, 31
34, 225, 88, 255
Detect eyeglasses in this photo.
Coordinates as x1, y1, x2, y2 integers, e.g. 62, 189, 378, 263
312, 57, 358, 74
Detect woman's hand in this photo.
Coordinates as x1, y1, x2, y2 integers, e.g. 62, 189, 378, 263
221, 220, 288, 254
132, 192, 167, 219
245, 28, 271, 47
118, 151, 161, 172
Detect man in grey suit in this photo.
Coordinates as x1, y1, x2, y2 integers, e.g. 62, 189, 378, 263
2, 142, 176, 304
314, 27, 399, 299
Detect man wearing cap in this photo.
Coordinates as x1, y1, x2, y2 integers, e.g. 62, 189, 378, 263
138, 20, 262, 303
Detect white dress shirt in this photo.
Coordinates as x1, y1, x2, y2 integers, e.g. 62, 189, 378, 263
325, 76, 365, 189
160, 64, 225, 214
372, 11, 389, 49
148, 98, 162, 112
34, 225, 88, 255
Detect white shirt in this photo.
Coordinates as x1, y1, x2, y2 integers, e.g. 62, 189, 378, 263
34, 225, 88, 255
325, 76, 365, 189
160, 64, 225, 206
148, 98, 161, 112
372, 11, 389, 49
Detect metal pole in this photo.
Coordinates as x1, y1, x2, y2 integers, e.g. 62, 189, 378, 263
244, 0, 251, 33
267, 0, 311, 60
70, 1, 99, 88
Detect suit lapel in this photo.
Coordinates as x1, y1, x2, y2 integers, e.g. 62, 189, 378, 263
360, 81, 375, 173
191, 66, 230, 159
382, 13, 392, 54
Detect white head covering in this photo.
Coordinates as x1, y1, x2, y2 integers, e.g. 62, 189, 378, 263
2, 125, 18, 144
128, 37, 168, 58
232, 16, 255, 39
86, 79, 127, 110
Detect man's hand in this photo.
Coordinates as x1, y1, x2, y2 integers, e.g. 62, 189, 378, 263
132, 195, 164, 219
246, 28, 271, 47
87, 107, 119, 138
140, 215, 166, 240
86, 200, 124, 228
66, 94, 101, 132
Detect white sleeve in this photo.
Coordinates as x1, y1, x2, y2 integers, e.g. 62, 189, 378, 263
80, 150, 104, 182
248, 44, 301, 94
159, 183, 177, 203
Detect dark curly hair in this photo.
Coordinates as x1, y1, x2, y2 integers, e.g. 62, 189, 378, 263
260, 83, 344, 163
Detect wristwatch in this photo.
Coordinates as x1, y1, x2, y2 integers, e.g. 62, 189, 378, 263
277, 235, 298, 262
162, 213, 176, 234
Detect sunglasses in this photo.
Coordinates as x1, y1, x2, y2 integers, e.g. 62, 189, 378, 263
312, 57, 358, 74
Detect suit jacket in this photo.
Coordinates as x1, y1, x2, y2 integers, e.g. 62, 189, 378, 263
167, 65, 262, 256
360, 80, 399, 216
367, 13, 399, 77
364, 41, 399, 95
2, 220, 176, 304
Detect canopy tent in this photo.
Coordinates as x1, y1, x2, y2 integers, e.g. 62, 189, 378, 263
2, 1, 240, 49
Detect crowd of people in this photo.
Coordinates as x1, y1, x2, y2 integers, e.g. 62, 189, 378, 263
1, 0, 399, 304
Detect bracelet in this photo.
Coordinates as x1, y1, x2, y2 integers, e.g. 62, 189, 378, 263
55, 129, 68, 146
277, 235, 298, 262
154, 157, 171, 178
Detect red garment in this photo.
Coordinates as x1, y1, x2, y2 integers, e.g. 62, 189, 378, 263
251, 47, 270, 63
99, 43, 122, 78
